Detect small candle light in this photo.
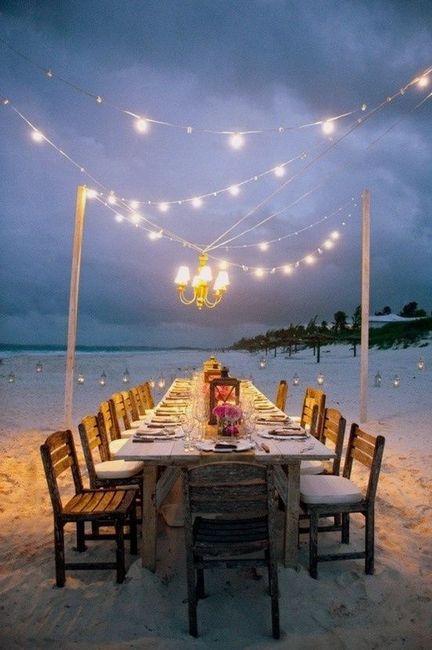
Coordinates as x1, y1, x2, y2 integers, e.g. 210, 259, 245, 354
157, 375, 166, 389
122, 369, 130, 384
99, 371, 107, 386
417, 356, 425, 370
8, 371, 15, 383
374, 371, 382, 387
392, 374, 401, 388
317, 372, 325, 386
36, 361, 43, 373
77, 373, 85, 384
292, 373, 300, 386
259, 357, 267, 369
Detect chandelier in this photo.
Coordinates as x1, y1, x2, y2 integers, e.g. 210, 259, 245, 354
174, 253, 230, 309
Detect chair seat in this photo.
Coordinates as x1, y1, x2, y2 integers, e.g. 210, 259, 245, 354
95, 460, 144, 479
130, 420, 141, 428
63, 488, 136, 519
300, 475, 362, 505
109, 438, 128, 456
300, 460, 324, 475
120, 428, 136, 438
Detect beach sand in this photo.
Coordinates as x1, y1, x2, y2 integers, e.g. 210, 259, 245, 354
0, 346, 431, 648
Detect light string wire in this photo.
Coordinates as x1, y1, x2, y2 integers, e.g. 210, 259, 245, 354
0, 93, 351, 263
0, 37, 358, 136
204, 67, 432, 252
1, 65, 430, 273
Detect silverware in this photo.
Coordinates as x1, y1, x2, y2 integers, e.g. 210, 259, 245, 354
260, 442, 270, 453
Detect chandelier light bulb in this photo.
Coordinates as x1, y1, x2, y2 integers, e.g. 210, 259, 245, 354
157, 375, 166, 389
374, 371, 382, 387
99, 371, 107, 386
8, 371, 16, 383
259, 357, 267, 369
36, 361, 43, 373
229, 132, 245, 149
259, 242, 269, 251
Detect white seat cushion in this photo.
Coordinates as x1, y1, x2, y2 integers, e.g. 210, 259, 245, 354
300, 460, 324, 475
300, 475, 362, 505
95, 460, 144, 479
120, 428, 136, 438
130, 420, 141, 428
109, 438, 128, 457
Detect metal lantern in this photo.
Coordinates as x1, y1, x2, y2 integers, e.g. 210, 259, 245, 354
8, 371, 16, 383
417, 356, 425, 370
36, 361, 43, 373
77, 373, 85, 384
209, 367, 240, 424
392, 374, 401, 388
292, 372, 300, 386
317, 372, 325, 386
99, 371, 107, 386
259, 357, 267, 369
203, 355, 222, 383
122, 369, 130, 384
157, 375, 166, 389
374, 371, 382, 387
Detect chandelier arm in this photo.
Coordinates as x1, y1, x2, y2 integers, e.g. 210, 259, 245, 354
178, 289, 198, 305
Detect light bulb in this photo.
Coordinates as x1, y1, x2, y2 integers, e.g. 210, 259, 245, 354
31, 130, 44, 143
36, 361, 43, 373
157, 375, 166, 389
322, 120, 334, 135
417, 357, 425, 370
175, 266, 190, 285
282, 265, 293, 275
374, 371, 382, 387
107, 193, 117, 205
417, 75, 429, 88
130, 212, 141, 224
392, 374, 400, 388
135, 117, 150, 133
323, 239, 334, 249
228, 184, 240, 196
8, 372, 16, 383
259, 242, 269, 251
86, 188, 98, 199
158, 202, 169, 212
191, 197, 203, 208
305, 255, 315, 264
274, 166, 285, 178
229, 132, 245, 149
115, 213, 124, 223
129, 200, 139, 209
330, 230, 340, 240
254, 268, 265, 278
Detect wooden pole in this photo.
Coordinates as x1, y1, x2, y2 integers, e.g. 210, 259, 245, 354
64, 185, 87, 429
360, 189, 370, 423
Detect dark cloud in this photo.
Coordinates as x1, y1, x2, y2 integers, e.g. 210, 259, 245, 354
0, 1, 431, 346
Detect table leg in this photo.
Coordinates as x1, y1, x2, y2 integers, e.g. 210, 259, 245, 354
141, 465, 157, 570
284, 460, 300, 569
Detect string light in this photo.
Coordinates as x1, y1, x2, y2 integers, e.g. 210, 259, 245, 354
86, 188, 98, 199
135, 117, 150, 133
229, 132, 245, 149
305, 255, 315, 264
191, 197, 203, 208
31, 129, 44, 143
228, 184, 240, 196
274, 166, 285, 178
417, 76, 429, 88
259, 242, 269, 251
322, 120, 335, 135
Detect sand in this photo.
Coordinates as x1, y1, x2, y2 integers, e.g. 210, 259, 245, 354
0, 345, 431, 648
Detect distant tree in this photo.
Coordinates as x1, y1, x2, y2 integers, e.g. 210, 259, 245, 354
399, 301, 427, 318
383, 305, 392, 315
333, 311, 348, 333
320, 320, 329, 331
352, 305, 361, 330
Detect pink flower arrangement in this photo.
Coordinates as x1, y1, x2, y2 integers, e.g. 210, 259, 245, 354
212, 404, 242, 422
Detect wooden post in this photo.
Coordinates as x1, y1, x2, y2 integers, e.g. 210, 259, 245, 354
64, 185, 87, 429
360, 190, 370, 423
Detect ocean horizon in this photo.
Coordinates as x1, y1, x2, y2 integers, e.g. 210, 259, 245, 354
0, 343, 219, 357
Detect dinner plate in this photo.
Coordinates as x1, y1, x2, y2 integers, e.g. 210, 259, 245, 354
195, 439, 255, 453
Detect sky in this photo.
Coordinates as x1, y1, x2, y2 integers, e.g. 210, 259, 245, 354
0, 0, 431, 347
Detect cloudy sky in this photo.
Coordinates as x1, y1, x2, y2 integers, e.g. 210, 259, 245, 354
1, 1, 431, 347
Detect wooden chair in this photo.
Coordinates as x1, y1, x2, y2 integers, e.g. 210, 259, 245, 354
78, 415, 143, 497
183, 462, 280, 639
138, 381, 155, 410
130, 386, 147, 419
300, 398, 319, 438
302, 387, 326, 438
299, 424, 385, 578
275, 379, 288, 412
40, 429, 138, 587
301, 408, 346, 475
110, 393, 136, 438
122, 390, 141, 427
98, 400, 124, 457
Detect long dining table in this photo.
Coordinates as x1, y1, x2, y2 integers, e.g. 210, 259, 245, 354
117, 378, 335, 571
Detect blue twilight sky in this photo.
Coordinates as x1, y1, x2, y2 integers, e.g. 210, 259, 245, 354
0, 1, 431, 347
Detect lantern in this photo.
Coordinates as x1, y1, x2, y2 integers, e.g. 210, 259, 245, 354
417, 357, 425, 370
317, 372, 325, 385
392, 374, 401, 388
122, 369, 130, 384
292, 372, 300, 386
203, 355, 222, 383
259, 357, 267, 369
99, 371, 107, 386
374, 371, 382, 387
36, 361, 43, 373
77, 373, 85, 384
209, 367, 240, 424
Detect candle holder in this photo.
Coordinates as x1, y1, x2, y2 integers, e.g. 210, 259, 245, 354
209, 367, 240, 424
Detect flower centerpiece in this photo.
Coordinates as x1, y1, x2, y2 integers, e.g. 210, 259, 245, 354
212, 404, 243, 437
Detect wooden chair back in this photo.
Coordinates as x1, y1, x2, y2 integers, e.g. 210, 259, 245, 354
321, 408, 346, 475
130, 386, 146, 417
110, 392, 132, 431
275, 380, 288, 412
99, 399, 121, 441
78, 415, 110, 487
40, 429, 83, 516
300, 398, 319, 437
302, 387, 326, 437
184, 462, 272, 518
138, 382, 155, 410
343, 424, 385, 504
122, 390, 140, 422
